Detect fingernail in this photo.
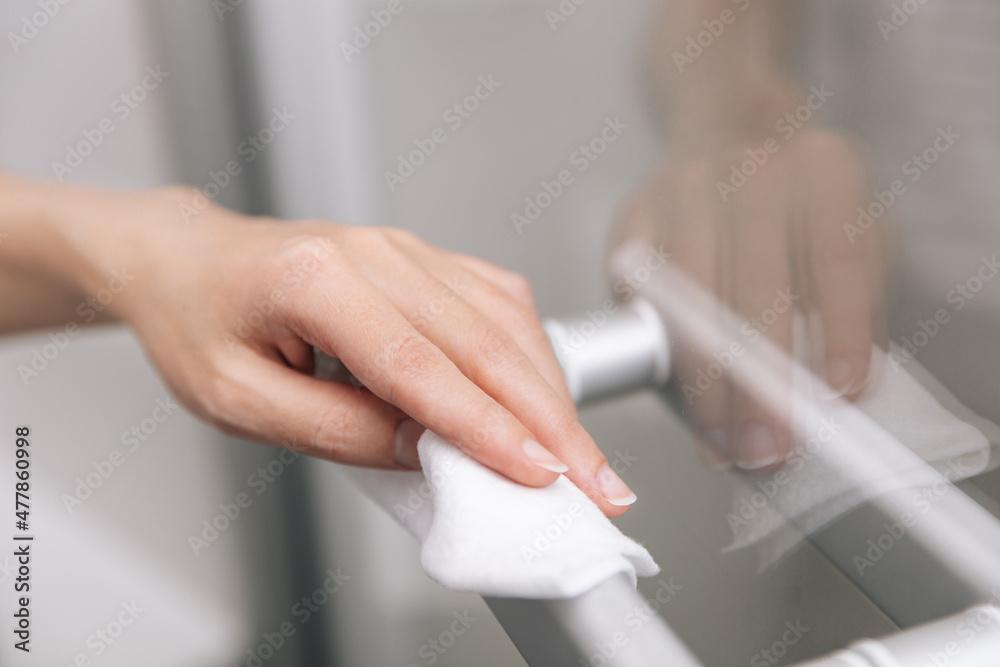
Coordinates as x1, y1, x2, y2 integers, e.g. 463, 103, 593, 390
394, 419, 425, 470
848, 355, 871, 394
522, 439, 569, 474
820, 357, 856, 400
734, 423, 785, 470
597, 463, 637, 506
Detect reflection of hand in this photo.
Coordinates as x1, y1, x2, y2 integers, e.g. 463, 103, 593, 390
9, 180, 636, 516
613, 130, 883, 472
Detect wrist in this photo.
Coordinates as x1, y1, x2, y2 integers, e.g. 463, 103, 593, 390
24, 178, 184, 323
38, 181, 135, 302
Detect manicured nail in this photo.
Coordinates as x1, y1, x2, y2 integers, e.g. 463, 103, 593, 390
393, 419, 425, 470
522, 439, 569, 473
597, 463, 637, 506
820, 357, 856, 400
734, 423, 785, 470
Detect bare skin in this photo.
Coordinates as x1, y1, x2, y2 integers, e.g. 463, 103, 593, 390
613, 0, 885, 472
0, 172, 637, 517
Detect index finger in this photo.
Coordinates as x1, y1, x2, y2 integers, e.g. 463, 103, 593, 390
801, 134, 874, 398
289, 258, 633, 517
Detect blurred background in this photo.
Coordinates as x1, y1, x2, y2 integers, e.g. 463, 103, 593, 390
2, 1, 1000, 665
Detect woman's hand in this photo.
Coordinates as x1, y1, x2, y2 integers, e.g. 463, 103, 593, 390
3, 177, 636, 517
613, 130, 884, 473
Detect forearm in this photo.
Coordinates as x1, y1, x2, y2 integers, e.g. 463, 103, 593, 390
0, 173, 90, 333
0, 171, 169, 334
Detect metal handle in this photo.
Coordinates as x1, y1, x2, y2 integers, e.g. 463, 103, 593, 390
544, 297, 670, 406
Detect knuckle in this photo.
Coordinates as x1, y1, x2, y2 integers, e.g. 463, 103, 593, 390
383, 335, 441, 403
267, 234, 340, 287
344, 226, 410, 261
502, 307, 546, 351
546, 412, 584, 449
277, 234, 338, 264
381, 226, 421, 247
473, 326, 520, 376
503, 272, 536, 309
464, 402, 509, 454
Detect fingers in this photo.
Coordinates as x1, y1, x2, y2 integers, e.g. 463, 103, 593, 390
613, 160, 753, 470
610, 133, 876, 479
417, 249, 577, 414
198, 345, 410, 468
363, 244, 632, 516
308, 276, 556, 486
660, 162, 736, 467
801, 135, 873, 399
279, 244, 632, 516
726, 157, 796, 472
